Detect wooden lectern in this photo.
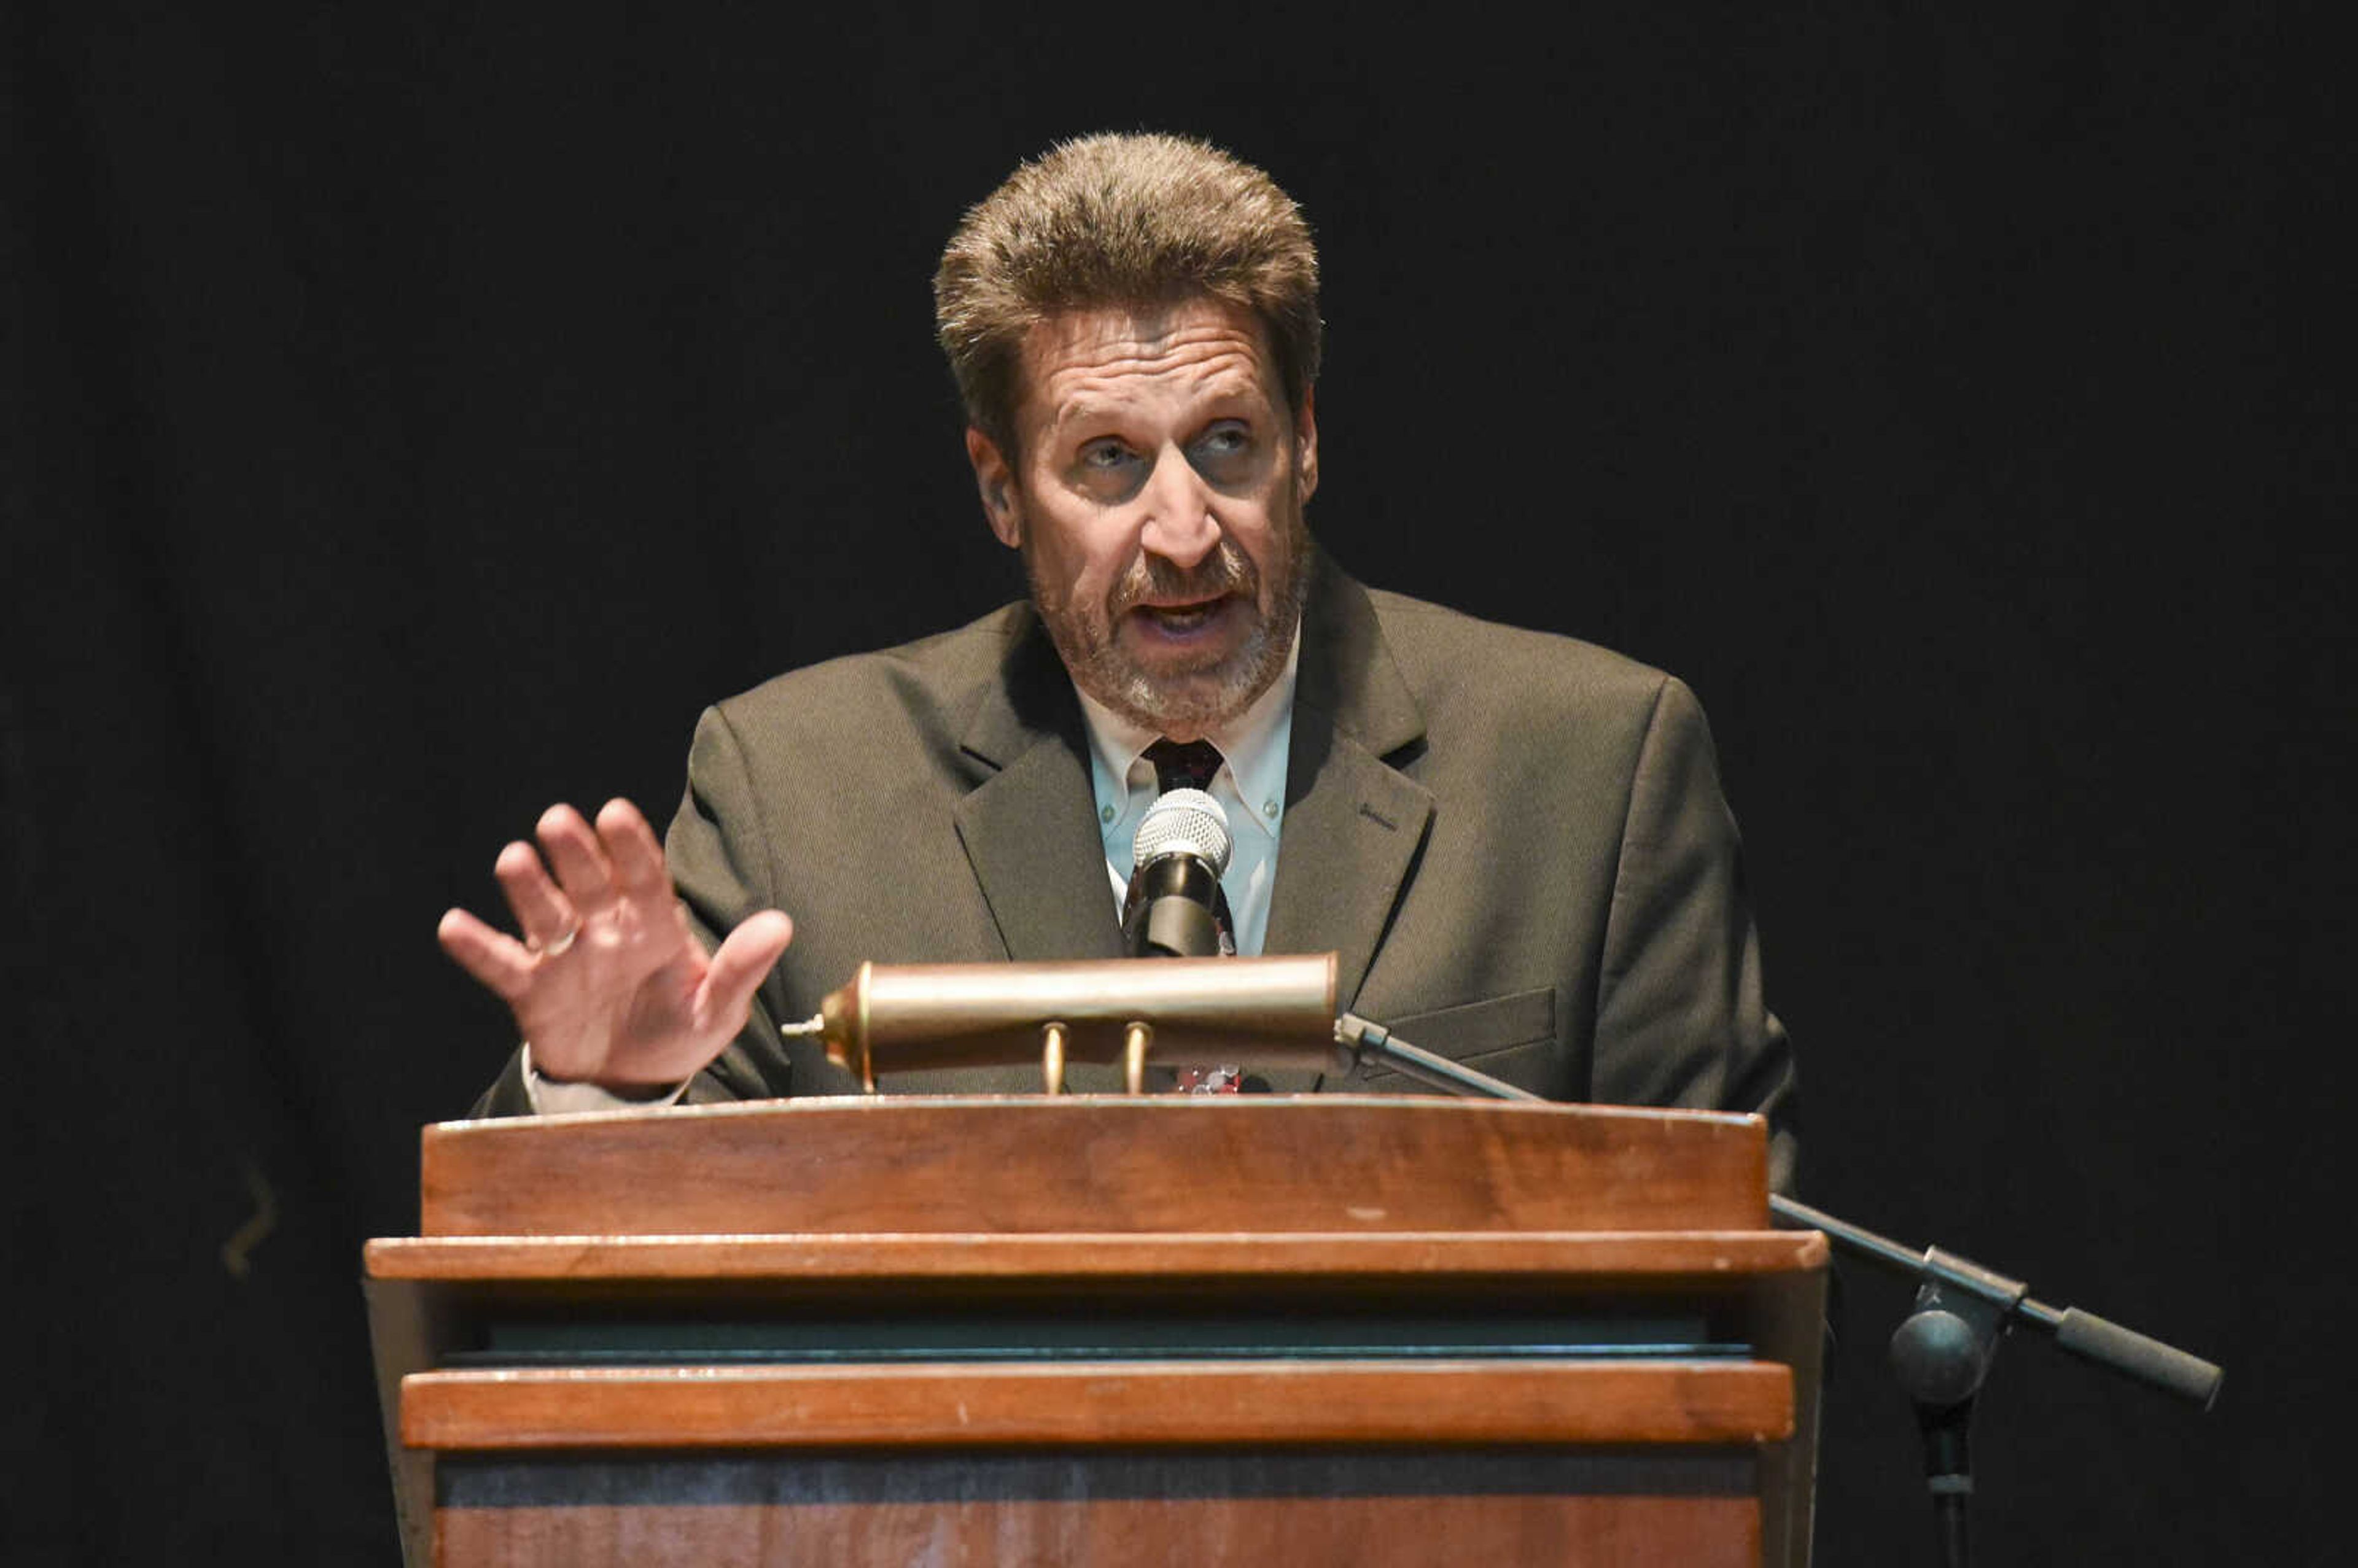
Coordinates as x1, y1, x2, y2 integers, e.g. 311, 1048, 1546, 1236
367, 1096, 1823, 1565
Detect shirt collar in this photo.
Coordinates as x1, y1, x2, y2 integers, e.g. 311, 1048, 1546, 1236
1075, 624, 1300, 841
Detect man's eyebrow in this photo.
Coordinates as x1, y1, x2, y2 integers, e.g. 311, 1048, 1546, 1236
1047, 398, 1125, 434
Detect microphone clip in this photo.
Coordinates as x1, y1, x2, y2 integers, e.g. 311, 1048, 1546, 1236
1122, 853, 1229, 958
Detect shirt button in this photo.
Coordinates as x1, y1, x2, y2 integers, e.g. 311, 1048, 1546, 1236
1263, 799, 1279, 819
1101, 804, 1116, 824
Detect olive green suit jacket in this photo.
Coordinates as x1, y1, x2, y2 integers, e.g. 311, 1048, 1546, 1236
480, 551, 1797, 1188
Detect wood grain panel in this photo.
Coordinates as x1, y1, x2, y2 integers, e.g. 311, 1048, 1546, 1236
435, 1491, 1758, 1567
402, 1359, 1792, 1452
434, 1449, 1761, 1566
368, 1228, 1825, 1283
418, 1096, 1769, 1238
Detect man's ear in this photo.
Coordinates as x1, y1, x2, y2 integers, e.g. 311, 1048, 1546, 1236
965, 427, 1022, 548
1293, 387, 1320, 503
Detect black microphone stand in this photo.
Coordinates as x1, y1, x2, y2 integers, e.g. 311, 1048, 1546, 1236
1332, 1015, 2224, 1568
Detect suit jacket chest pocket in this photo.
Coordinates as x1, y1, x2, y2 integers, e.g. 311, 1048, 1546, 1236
1351, 985, 1562, 1096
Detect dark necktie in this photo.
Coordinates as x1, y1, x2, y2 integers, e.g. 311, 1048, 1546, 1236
1141, 737, 1242, 1091
1143, 737, 1224, 796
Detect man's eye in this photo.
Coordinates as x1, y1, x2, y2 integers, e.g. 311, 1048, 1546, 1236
1189, 424, 1256, 474
1080, 441, 1134, 470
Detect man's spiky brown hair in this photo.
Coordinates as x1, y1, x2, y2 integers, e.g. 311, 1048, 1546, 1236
933, 132, 1322, 457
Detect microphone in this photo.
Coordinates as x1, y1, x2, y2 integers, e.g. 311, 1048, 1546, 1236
1121, 788, 1232, 959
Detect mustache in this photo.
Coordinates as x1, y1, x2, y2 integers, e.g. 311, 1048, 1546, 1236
1110, 542, 1258, 615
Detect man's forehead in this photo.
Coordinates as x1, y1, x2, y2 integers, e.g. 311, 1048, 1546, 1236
1019, 300, 1278, 421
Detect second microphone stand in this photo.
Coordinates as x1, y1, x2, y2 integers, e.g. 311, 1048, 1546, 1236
1331, 1013, 2223, 1568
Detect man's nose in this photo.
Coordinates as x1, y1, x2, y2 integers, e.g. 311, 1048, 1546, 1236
1136, 447, 1220, 569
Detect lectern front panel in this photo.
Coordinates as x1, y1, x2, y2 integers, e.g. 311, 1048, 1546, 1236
434, 1448, 1760, 1567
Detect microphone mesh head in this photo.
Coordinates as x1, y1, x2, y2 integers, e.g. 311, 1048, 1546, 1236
1133, 787, 1233, 877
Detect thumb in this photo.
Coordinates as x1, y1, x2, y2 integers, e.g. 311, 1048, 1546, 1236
698, 909, 795, 1033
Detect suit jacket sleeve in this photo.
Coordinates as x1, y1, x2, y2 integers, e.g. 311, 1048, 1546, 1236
662, 701, 822, 1103
1591, 676, 1798, 1192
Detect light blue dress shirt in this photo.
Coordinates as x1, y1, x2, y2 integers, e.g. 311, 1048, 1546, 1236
1073, 634, 1298, 958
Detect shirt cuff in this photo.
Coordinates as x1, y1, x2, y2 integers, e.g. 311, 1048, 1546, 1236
521, 1042, 692, 1113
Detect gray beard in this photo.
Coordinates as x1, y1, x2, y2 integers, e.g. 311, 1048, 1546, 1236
1027, 526, 1311, 739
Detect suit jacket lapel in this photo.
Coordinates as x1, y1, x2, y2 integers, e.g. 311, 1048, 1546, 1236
954, 614, 1129, 962
1264, 554, 1434, 1023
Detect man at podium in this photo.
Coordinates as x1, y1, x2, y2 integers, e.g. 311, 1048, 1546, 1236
435, 131, 1797, 1190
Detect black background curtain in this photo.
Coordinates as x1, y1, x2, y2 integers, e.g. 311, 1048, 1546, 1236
4, 4, 2339, 1562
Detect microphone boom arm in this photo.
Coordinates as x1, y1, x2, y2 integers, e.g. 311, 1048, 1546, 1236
1333, 1013, 2221, 1408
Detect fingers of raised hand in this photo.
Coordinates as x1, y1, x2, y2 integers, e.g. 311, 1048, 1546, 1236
535, 802, 617, 918
595, 798, 672, 901
494, 837, 582, 955
437, 906, 537, 1001
448, 800, 679, 1017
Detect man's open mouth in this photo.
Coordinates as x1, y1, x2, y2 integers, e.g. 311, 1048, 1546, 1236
1134, 599, 1229, 634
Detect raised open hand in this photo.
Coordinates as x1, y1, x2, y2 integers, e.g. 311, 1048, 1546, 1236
436, 798, 793, 1089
